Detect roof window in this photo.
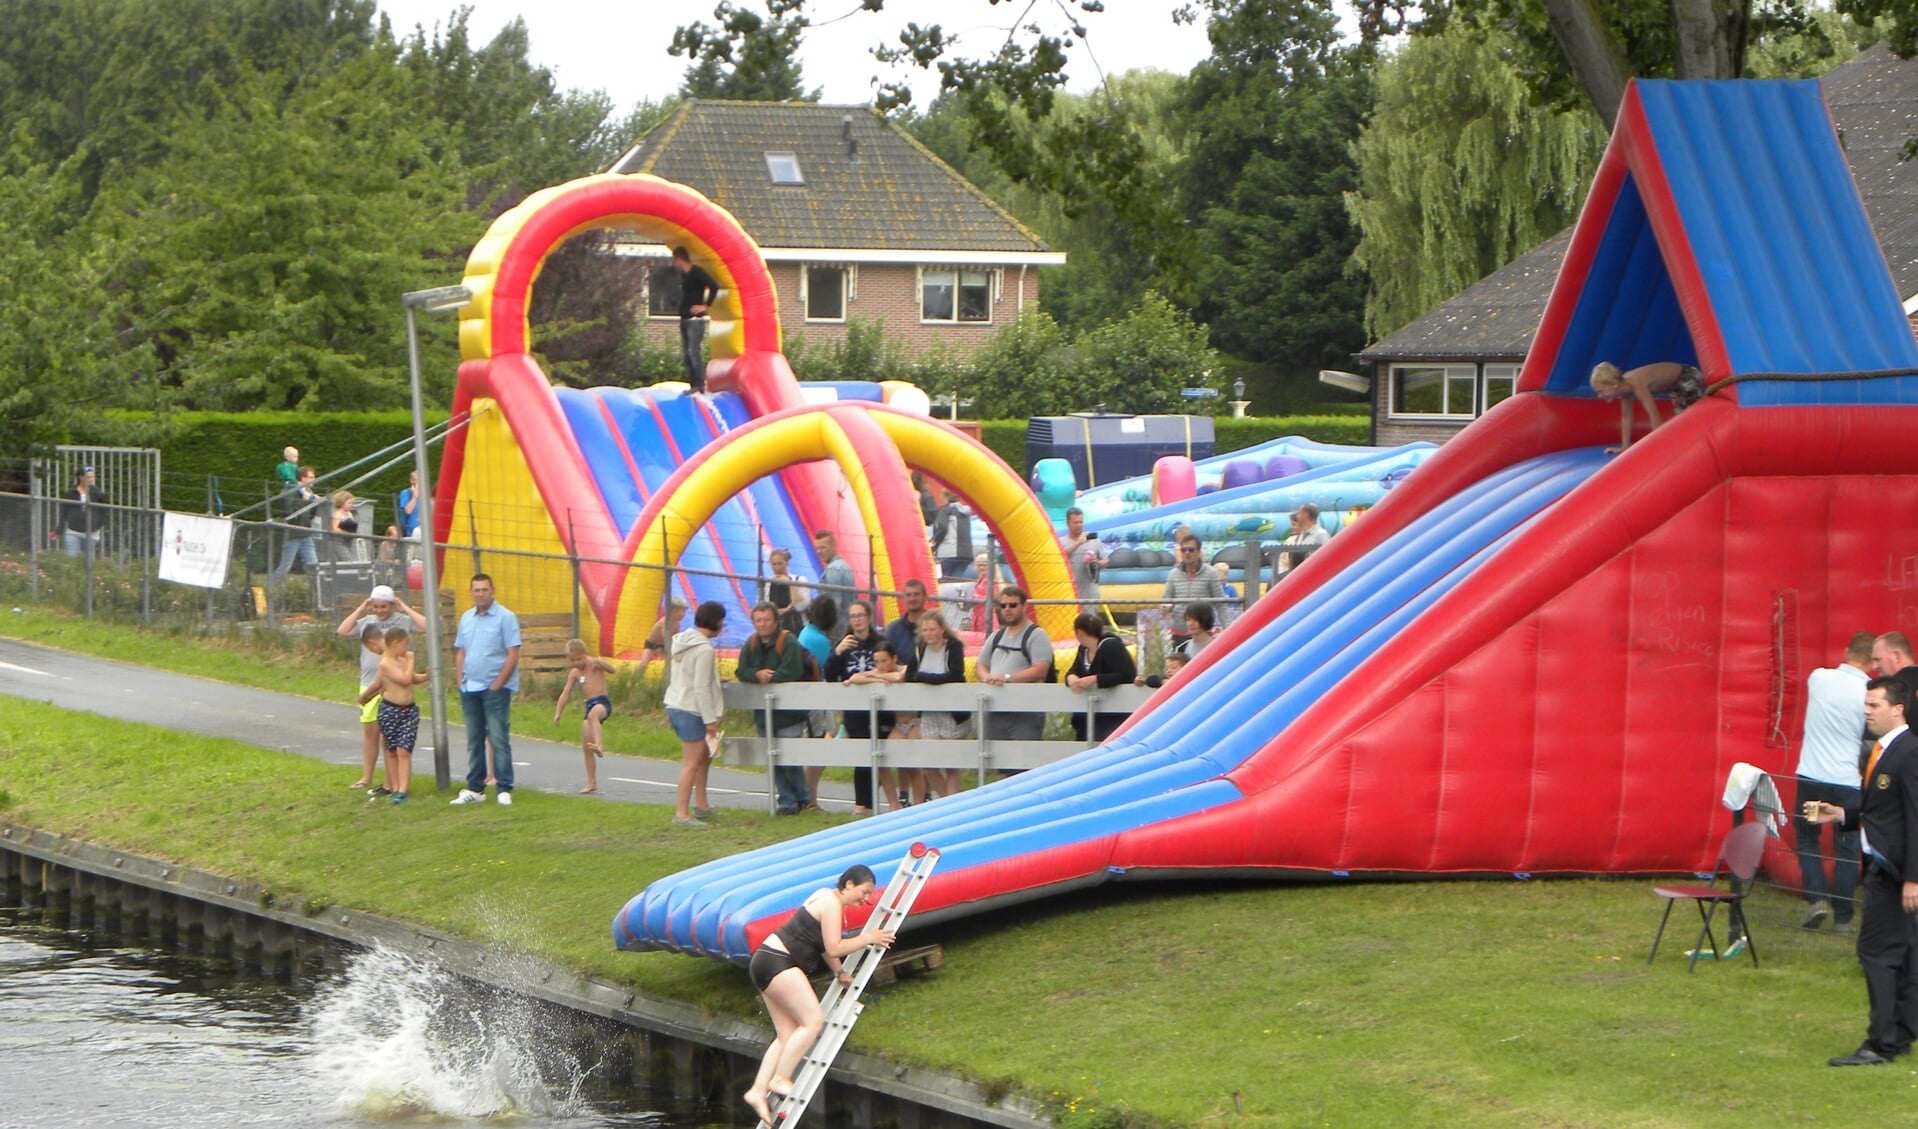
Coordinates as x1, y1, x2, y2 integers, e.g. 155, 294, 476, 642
764, 152, 804, 185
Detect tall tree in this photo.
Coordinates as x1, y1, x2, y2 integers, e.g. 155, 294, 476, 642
93, 58, 482, 411
672, 0, 815, 101
1439, 0, 1836, 124
1346, 22, 1608, 338
0, 147, 164, 456
1181, 0, 1372, 378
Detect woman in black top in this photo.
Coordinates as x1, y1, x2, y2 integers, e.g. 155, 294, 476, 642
825, 600, 883, 814
1067, 612, 1138, 741
745, 865, 895, 1124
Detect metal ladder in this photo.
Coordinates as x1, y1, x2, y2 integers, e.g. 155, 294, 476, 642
758, 842, 941, 1129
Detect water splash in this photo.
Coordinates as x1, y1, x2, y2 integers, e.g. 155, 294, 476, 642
306, 945, 601, 1122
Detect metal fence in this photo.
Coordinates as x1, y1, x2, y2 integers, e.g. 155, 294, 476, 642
0, 484, 1250, 675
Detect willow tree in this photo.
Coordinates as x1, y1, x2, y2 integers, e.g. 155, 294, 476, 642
1344, 23, 1609, 339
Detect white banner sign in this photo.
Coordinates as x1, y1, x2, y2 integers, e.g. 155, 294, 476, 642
157, 511, 234, 590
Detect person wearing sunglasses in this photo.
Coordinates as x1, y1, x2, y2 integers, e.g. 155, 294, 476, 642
1161, 535, 1225, 615
977, 586, 1056, 758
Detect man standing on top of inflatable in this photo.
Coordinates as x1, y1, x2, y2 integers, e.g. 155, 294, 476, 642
672, 246, 719, 394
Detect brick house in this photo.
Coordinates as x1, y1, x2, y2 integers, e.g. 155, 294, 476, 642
607, 100, 1064, 360
1348, 44, 1918, 446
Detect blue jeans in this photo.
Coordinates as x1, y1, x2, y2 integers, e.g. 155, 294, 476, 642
679, 318, 707, 392
460, 688, 514, 793
1795, 778, 1861, 922
274, 533, 317, 577
62, 530, 90, 558
764, 718, 808, 812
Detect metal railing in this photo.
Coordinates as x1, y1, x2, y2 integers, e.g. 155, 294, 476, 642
720, 681, 1159, 814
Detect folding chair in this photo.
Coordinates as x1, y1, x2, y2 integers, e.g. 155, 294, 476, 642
1649, 819, 1767, 971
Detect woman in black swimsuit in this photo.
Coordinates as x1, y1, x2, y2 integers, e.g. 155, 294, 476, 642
744, 864, 896, 1123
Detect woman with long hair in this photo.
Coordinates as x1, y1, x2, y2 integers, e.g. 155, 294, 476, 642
825, 599, 884, 814
744, 865, 895, 1123
907, 608, 969, 800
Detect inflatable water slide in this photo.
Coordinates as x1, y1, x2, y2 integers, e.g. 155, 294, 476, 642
616, 78, 1918, 963
432, 174, 1076, 654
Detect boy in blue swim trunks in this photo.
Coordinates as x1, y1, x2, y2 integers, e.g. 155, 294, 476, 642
554, 638, 617, 793
359, 627, 428, 804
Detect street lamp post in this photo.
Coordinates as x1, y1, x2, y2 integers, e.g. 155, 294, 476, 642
402, 283, 471, 791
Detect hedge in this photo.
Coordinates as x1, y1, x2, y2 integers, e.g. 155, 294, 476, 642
82, 410, 446, 511
86, 408, 1374, 507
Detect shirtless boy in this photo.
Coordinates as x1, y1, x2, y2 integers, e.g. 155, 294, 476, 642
359, 627, 428, 804
554, 638, 618, 793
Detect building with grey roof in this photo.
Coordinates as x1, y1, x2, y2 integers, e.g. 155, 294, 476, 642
608, 99, 1063, 361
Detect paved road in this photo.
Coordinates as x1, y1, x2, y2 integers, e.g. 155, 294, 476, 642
0, 637, 856, 812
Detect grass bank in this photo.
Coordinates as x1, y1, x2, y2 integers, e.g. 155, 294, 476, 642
0, 608, 689, 760
0, 697, 1903, 1126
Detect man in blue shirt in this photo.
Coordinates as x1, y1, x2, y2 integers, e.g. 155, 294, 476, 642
398, 471, 421, 538
450, 573, 521, 806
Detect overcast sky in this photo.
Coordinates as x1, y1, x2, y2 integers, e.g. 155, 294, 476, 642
374, 1, 1216, 113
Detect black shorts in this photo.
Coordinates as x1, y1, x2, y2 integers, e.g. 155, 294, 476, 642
749, 944, 810, 992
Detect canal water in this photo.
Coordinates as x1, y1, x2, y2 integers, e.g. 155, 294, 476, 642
0, 909, 715, 1128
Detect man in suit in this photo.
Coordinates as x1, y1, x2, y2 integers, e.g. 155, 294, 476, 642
1805, 676, 1918, 1065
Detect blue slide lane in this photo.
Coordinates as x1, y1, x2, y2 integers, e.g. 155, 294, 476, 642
554, 387, 821, 644
614, 448, 1611, 959
708, 394, 820, 581
653, 393, 759, 615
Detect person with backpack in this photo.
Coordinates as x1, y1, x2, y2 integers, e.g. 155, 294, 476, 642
1066, 612, 1138, 742
976, 585, 1056, 757
738, 602, 816, 814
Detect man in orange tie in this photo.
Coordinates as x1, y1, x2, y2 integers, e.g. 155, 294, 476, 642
1806, 677, 1918, 1065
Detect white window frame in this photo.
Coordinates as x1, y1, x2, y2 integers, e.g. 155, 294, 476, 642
918, 266, 999, 325
801, 264, 855, 323
645, 264, 679, 321
1388, 363, 1478, 419
764, 151, 804, 185
1481, 363, 1519, 413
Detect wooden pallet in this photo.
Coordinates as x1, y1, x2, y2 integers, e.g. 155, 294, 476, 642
866, 944, 944, 987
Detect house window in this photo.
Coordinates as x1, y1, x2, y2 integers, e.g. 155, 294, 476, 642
764, 152, 804, 185
647, 265, 680, 319
1389, 364, 1478, 418
1482, 364, 1518, 411
805, 266, 847, 321
921, 269, 993, 323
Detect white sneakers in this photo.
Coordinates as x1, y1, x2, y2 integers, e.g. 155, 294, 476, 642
450, 789, 485, 805
497, 791, 513, 806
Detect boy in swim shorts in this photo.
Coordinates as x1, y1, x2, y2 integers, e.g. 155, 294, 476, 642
360, 627, 428, 804
554, 638, 618, 793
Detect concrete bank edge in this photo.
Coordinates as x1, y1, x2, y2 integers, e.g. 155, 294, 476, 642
0, 821, 1049, 1129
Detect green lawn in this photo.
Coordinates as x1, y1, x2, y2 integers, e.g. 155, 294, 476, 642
0, 697, 1907, 1126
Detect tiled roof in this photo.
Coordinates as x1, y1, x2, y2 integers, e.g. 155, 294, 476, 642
608, 100, 1051, 255
1361, 44, 1918, 361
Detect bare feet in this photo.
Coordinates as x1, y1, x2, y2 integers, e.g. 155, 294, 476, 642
744, 1090, 773, 1125
485, 775, 496, 786
579, 785, 598, 794
589, 742, 603, 758
347, 779, 371, 790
